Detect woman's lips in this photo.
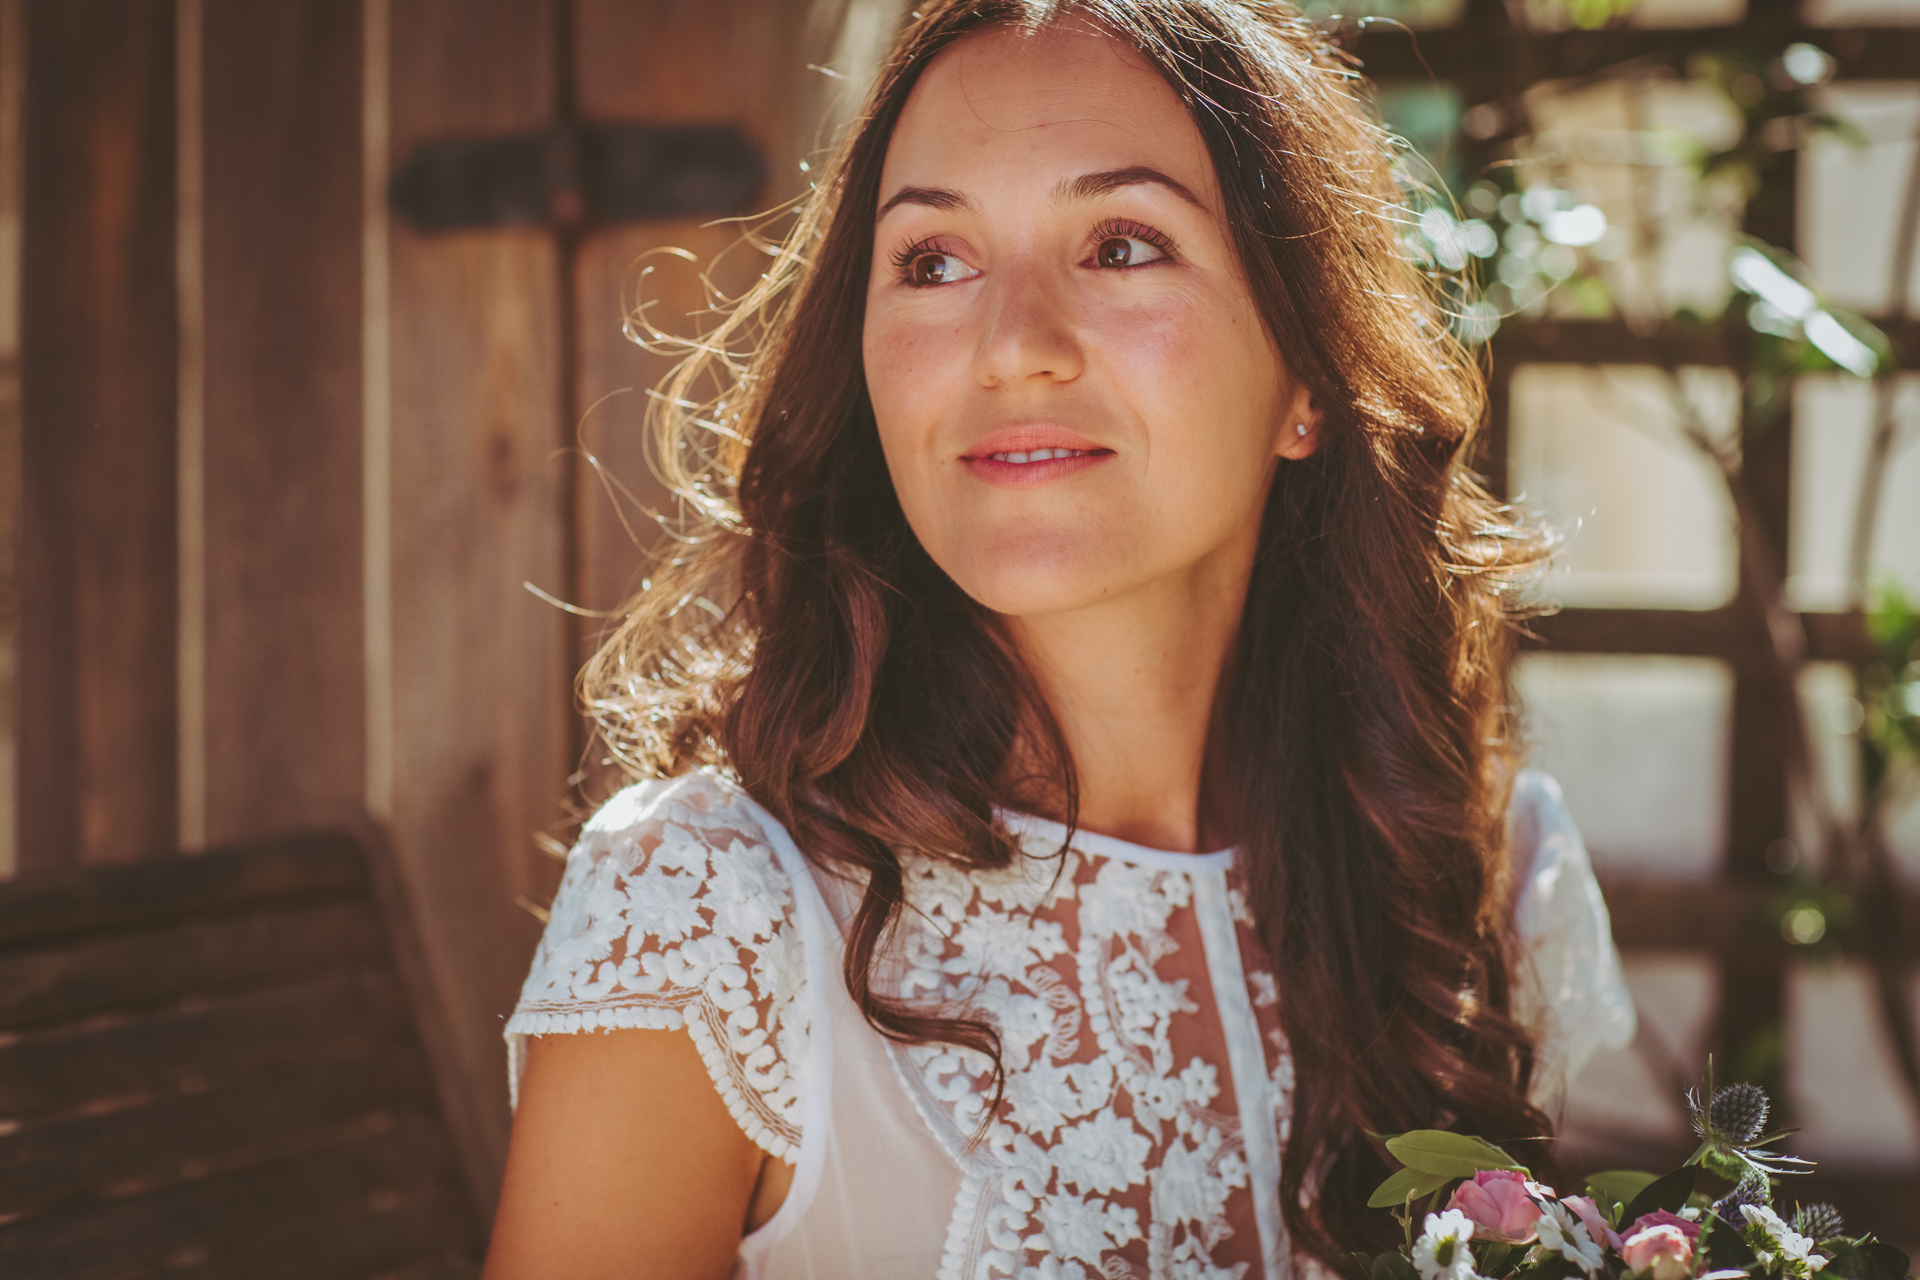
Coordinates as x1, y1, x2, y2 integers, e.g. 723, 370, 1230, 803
960, 449, 1113, 486
959, 427, 1114, 487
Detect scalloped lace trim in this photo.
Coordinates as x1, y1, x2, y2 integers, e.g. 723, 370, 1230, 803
505, 773, 808, 1163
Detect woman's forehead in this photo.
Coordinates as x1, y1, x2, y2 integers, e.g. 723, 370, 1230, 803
879, 22, 1219, 211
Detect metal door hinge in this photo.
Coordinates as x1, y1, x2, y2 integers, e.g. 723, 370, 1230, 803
389, 122, 765, 231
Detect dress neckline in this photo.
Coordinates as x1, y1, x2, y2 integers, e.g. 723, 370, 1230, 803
994, 808, 1238, 871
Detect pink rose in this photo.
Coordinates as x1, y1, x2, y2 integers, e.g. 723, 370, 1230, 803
1621, 1212, 1700, 1280
1627, 1211, 1701, 1244
1448, 1169, 1540, 1244
1563, 1195, 1624, 1252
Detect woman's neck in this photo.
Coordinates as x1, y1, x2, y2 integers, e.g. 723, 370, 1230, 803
1003, 527, 1256, 854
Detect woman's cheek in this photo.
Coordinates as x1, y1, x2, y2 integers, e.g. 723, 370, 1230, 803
866, 313, 958, 420
1088, 291, 1217, 415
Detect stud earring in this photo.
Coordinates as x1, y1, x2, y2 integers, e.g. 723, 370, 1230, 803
1295, 423, 1308, 437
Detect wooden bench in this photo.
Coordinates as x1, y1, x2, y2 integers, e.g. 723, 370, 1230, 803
0, 828, 488, 1279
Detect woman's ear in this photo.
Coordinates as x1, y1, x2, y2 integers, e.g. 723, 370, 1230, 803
1276, 383, 1323, 460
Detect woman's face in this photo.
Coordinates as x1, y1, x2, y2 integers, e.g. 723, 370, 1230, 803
863, 21, 1317, 621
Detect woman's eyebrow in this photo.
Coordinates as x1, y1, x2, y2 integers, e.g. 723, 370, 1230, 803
875, 166, 1209, 224
877, 186, 974, 221
1053, 166, 1208, 212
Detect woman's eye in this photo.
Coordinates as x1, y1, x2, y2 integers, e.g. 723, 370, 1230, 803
905, 251, 977, 286
1092, 235, 1168, 269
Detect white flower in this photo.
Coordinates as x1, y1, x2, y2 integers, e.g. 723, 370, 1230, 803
1537, 1200, 1606, 1274
1151, 1126, 1244, 1226
1742, 1205, 1828, 1274
1055, 1107, 1152, 1196
625, 861, 704, 945
1034, 1192, 1142, 1265
1005, 1057, 1109, 1140
1414, 1209, 1484, 1280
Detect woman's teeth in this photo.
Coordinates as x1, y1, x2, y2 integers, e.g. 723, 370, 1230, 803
987, 448, 1093, 464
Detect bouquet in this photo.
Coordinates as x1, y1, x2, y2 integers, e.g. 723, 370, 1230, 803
1364, 1066, 1913, 1280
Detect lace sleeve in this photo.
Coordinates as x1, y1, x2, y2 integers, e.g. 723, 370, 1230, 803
1509, 770, 1636, 1110
504, 771, 811, 1162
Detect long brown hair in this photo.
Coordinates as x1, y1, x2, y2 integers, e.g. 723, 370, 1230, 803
583, 0, 1555, 1268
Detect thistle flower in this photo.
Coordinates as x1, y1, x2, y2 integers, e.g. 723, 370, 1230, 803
1791, 1203, 1845, 1242
1684, 1068, 1813, 1180
1708, 1083, 1770, 1144
1712, 1172, 1770, 1221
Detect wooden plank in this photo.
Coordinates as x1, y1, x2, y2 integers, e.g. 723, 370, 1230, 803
1491, 316, 1917, 372
385, 0, 568, 1202
0, 1113, 464, 1280
1524, 608, 1878, 669
0, 0, 26, 883
570, 0, 826, 632
17, 0, 178, 870
0, 1044, 434, 1217
0, 834, 364, 950
347, 816, 495, 1225
199, 0, 364, 842
0, 898, 383, 1031
164, 1181, 478, 1280
0, 968, 409, 1119
1491, 318, 1749, 374
1346, 26, 1920, 97
1596, 878, 1920, 955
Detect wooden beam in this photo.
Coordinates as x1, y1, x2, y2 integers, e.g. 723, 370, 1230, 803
199, 0, 365, 842
568, 0, 828, 634
1346, 25, 1920, 95
385, 0, 569, 1202
1599, 877, 1920, 956
1491, 318, 1920, 373
1523, 608, 1877, 669
18, 0, 180, 870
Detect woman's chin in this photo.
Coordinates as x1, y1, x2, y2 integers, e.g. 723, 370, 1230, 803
950, 562, 1130, 620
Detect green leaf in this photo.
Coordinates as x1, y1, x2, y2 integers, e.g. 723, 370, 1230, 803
1475, 1241, 1515, 1275
1862, 1242, 1913, 1280
1586, 1170, 1659, 1220
1621, 1167, 1696, 1227
1368, 1165, 1455, 1209
1515, 1252, 1582, 1280
1384, 1131, 1525, 1178
1822, 1240, 1874, 1280
1817, 1238, 1911, 1280
1703, 1209, 1757, 1269
1372, 1252, 1421, 1280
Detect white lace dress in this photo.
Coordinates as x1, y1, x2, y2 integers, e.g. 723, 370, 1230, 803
505, 769, 1633, 1280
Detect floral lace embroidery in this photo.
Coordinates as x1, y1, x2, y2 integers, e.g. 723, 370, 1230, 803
886, 842, 1280, 1280
505, 773, 808, 1161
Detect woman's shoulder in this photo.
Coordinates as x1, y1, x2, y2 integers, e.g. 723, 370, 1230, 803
573, 768, 786, 864
545, 770, 804, 967
505, 769, 820, 1158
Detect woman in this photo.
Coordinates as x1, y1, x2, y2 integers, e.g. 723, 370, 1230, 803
483, 3, 1633, 1278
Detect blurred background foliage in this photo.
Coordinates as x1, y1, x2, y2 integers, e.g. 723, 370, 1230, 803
1347, 0, 1920, 1188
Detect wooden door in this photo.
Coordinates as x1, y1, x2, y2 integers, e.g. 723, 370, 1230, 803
11, 0, 899, 1203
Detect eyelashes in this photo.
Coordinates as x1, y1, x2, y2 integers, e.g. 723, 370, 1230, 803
1088, 217, 1176, 258
887, 218, 1180, 286
887, 236, 948, 282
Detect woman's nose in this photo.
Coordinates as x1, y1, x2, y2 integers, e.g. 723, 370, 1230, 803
973, 266, 1085, 389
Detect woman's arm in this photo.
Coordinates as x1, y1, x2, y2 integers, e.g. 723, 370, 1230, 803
482, 1028, 787, 1280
